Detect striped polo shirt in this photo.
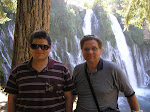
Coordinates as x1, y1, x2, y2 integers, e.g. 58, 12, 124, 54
4, 57, 74, 112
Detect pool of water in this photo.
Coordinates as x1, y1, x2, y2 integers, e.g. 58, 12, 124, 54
118, 88, 150, 112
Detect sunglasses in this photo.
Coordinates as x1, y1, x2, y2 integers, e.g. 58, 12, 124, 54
31, 44, 50, 50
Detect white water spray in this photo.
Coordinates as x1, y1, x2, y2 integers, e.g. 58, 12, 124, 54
108, 14, 137, 89
82, 9, 93, 35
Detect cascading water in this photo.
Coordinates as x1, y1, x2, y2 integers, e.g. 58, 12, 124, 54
133, 44, 150, 87
108, 13, 150, 112
0, 26, 13, 103
74, 35, 84, 64
0, 7, 150, 111
108, 13, 137, 89
49, 40, 62, 62
82, 9, 150, 112
65, 35, 84, 68
83, 10, 138, 89
0, 39, 11, 81
66, 37, 77, 68
82, 9, 93, 35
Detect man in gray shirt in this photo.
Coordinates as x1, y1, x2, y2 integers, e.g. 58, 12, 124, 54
73, 35, 142, 112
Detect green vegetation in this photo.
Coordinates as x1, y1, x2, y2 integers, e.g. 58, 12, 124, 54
0, 0, 150, 86
92, 2, 116, 47
0, 0, 17, 24
117, 0, 150, 31
93, 0, 148, 48
124, 27, 144, 46
50, 0, 84, 61
94, 0, 150, 30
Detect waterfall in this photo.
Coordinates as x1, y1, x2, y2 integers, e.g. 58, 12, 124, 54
82, 9, 100, 36
92, 12, 99, 32
49, 40, 62, 62
0, 40, 11, 80
66, 35, 84, 68
74, 35, 84, 64
82, 9, 93, 35
65, 37, 76, 68
82, 10, 137, 89
1, 7, 150, 112
108, 14, 137, 89
133, 44, 150, 87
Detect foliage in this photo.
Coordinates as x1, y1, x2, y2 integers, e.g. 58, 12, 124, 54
49, 0, 84, 69
0, 4, 11, 24
1, 0, 17, 11
0, 0, 17, 24
92, 2, 116, 47
124, 26, 144, 46
94, 0, 150, 31
117, 0, 150, 31
94, 0, 120, 13
50, 0, 83, 49
93, 0, 147, 49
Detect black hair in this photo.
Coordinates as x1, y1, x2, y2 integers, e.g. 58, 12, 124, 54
30, 30, 51, 45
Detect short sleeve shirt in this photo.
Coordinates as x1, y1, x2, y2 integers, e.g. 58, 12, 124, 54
4, 57, 75, 112
73, 58, 134, 111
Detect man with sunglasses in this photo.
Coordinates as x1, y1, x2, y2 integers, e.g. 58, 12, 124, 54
73, 35, 142, 112
4, 30, 74, 112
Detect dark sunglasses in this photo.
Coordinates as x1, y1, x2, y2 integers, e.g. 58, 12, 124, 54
31, 44, 50, 50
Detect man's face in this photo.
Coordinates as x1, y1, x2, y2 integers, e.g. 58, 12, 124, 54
30, 38, 51, 61
82, 39, 102, 64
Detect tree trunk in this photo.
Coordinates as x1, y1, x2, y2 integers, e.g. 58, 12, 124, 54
11, 0, 51, 69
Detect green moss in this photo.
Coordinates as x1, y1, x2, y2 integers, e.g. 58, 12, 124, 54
124, 26, 144, 47
50, 0, 84, 64
92, 4, 116, 48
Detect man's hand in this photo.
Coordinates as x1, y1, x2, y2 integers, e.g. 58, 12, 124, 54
7, 94, 17, 112
64, 91, 73, 112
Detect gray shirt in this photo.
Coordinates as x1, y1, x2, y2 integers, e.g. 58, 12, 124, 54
73, 59, 134, 111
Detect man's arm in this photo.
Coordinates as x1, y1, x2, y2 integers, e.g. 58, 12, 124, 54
127, 94, 140, 111
73, 95, 77, 103
72, 95, 78, 111
64, 91, 73, 112
7, 94, 17, 112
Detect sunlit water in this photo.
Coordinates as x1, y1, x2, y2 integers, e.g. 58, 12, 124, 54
118, 88, 150, 112
82, 9, 150, 112
1, 8, 150, 112
108, 13, 150, 112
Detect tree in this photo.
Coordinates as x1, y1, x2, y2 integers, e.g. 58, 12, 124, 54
11, 0, 51, 69
94, 0, 150, 31
117, 0, 150, 31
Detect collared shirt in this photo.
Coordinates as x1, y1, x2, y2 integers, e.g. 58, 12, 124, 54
5, 57, 74, 112
73, 58, 134, 111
